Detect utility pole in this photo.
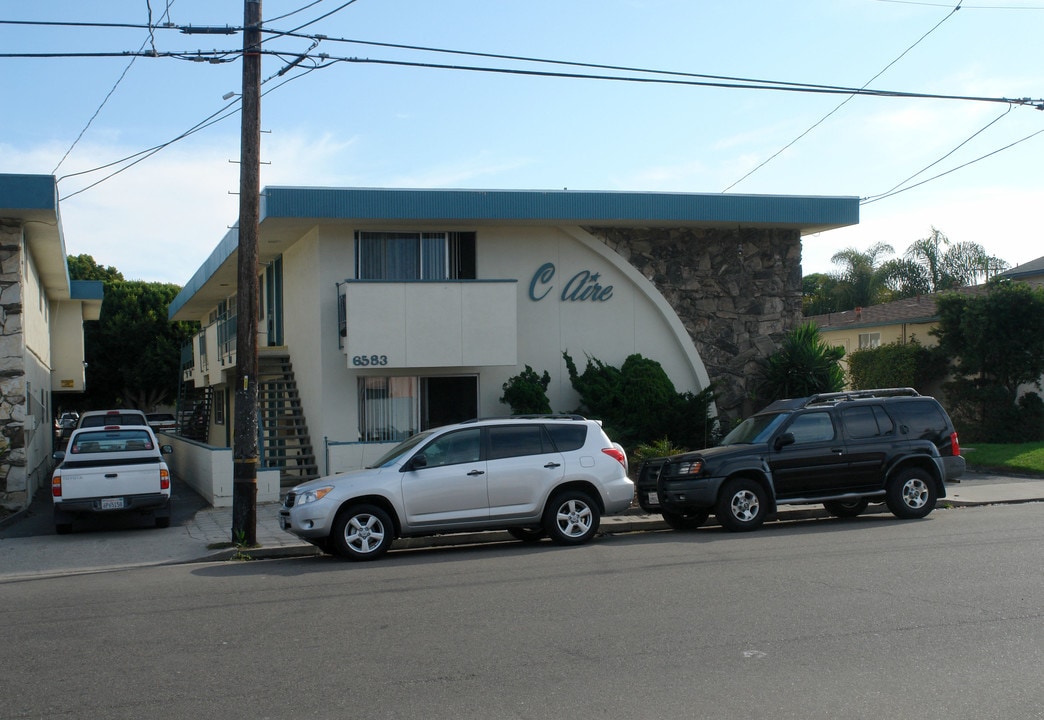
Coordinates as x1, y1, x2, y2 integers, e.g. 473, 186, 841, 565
232, 0, 261, 545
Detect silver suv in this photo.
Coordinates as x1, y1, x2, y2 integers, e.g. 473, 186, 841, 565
279, 416, 634, 560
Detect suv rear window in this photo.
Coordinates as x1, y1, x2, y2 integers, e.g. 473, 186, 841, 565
889, 399, 949, 439
488, 426, 554, 460
544, 424, 588, 452
841, 405, 895, 439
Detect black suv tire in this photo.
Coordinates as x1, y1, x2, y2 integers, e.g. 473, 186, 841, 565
716, 478, 768, 532
885, 467, 938, 519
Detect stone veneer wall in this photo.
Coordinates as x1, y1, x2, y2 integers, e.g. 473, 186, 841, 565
0, 222, 26, 512
587, 226, 803, 422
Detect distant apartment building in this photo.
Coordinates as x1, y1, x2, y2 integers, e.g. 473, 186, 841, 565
0, 174, 103, 512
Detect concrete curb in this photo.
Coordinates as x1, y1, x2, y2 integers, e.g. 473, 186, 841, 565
216, 493, 1043, 563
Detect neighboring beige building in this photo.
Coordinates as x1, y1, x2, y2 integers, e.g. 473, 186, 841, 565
808, 255, 1044, 385
169, 186, 859, 494
0, 174, 103, 513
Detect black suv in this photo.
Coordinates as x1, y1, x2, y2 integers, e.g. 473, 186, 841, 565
638, 388, 966, 532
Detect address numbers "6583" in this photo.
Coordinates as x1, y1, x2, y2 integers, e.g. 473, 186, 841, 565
352, 355, 389, 367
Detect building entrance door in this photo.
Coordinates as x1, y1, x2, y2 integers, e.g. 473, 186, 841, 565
422, 376, 478, 430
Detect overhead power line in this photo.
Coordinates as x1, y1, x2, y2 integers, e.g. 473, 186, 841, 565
721, 0, 965, 192
57, 62, 317, 200
861, 126, 1044, 204
52, 0, 177, 174
7, 43, 1042, 109
863, 105, 1013, 202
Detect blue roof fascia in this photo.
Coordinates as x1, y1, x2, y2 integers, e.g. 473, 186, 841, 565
70, 280, 104, 301
168, 226, 239, 320
0, 173, 58, 213
260, 187, 860, 228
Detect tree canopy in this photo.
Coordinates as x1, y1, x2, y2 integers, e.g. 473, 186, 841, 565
70, 256, 197, 410
933, 280, 1044, 403
803, 230, 1009, 315
932, 279, 1044, 442
67, 253, 124, 283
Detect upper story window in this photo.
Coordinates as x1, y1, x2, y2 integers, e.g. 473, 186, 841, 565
355, 231, 475, 280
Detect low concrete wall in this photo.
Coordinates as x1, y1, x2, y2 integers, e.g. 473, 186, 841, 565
325, 441, 397, 475
163, 434, 280, 507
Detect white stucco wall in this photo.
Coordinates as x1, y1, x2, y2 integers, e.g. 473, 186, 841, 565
50, 302, 87, 392
269, 222, 708, 474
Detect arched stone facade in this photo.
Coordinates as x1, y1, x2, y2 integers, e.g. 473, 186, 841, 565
588, 226, 803, 421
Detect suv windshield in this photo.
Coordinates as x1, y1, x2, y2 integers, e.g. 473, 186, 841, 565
721, 412, 789, 445
369, 430, 434, 469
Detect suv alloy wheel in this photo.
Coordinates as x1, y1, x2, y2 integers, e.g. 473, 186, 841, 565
885, 467, 937, 519
716, 478, 768, 532
332, 504, 394, 560
543, 490, 600, 544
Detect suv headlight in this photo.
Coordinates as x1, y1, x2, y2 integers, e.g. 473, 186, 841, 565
297, 485, 334, 506
676, 459, 704, 475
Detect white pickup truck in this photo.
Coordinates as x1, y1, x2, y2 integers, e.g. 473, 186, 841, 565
51, 425, 174, 534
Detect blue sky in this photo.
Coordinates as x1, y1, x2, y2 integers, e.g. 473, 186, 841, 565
2, 0, 1042, 284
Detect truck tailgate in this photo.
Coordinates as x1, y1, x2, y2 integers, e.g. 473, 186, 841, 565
57, 460, 166, 500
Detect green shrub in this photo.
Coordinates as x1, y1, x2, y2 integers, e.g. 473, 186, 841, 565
632, 437, 687, 466
847, 339, 945, 392
564, 351, 716, 451
758, 322, 845, 401
944, 379, 1044, 443
500, 365, 552, 415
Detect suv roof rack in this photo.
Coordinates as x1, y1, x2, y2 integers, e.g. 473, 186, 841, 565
460, 414, 588, 424
803, 387, 921, 407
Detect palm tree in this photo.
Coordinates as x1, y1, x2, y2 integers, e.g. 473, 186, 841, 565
830, 242, 897, 309
904, 227, 1009, 291
759, 322, 846, 401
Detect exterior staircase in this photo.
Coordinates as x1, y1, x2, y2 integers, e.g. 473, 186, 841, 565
258, 353, 321, 489
177, 385, 212, 442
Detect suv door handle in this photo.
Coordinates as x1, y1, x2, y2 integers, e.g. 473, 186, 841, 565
467, 469, 485, 476
544, 462, 561, 469
830, 447, 844, 455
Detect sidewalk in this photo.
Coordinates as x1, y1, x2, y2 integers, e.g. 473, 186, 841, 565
191, 469, 1044, 562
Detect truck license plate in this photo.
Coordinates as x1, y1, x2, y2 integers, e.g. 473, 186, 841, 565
100, 497, 125, 510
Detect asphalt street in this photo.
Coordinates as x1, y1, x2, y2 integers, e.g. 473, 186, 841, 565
3, 503, 1043, 720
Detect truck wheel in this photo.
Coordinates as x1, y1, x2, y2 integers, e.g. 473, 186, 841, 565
823, 499, 870, 518
885, 468, 937, 519
55, 523, 72, 535
331, 504, 394, 560
155, 515, 171, 529
661, 509, 709, 531
543, 490, 600, 545
716, 478, 767, 532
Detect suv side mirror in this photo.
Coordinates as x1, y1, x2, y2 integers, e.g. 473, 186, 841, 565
774, 433, 795, 451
